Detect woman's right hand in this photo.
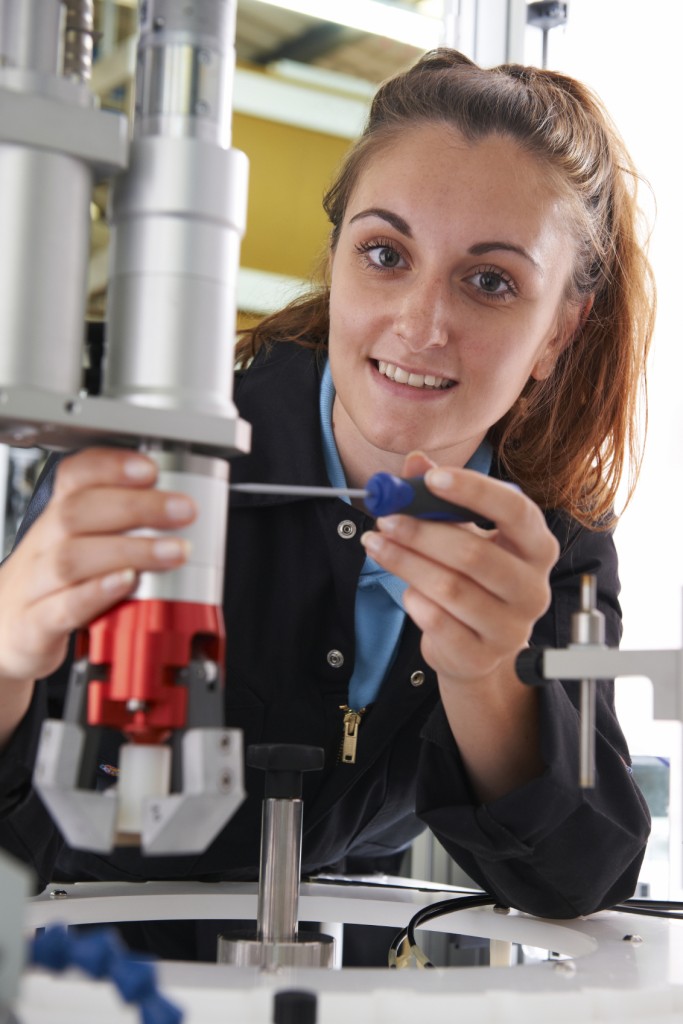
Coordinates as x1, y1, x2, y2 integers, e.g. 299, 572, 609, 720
0, 447, 197, 690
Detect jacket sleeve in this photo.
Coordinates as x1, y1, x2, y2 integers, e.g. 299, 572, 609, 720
415, 514, 651, 918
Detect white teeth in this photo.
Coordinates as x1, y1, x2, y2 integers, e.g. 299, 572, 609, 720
376, 361, 453, 390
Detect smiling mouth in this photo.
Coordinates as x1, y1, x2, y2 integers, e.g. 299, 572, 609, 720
376, 360, 456, 390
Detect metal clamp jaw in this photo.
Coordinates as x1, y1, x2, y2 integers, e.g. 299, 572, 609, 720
33, 653, 244, 856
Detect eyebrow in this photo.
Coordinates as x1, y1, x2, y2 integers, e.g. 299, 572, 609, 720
348, 207, 413, 237
468, 241, 541, 271
349, 208, 541, 271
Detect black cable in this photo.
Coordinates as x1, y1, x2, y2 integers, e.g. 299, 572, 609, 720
388, 892, 497, 967
621, 897, 683, 911
390, 893, 683, 969
406, 894, 499, 948
613, 903, 683, 921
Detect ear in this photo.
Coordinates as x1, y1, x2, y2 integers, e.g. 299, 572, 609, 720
531, 294, 594, 382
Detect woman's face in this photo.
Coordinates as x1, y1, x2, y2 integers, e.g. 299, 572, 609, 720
327, 123, 580, 486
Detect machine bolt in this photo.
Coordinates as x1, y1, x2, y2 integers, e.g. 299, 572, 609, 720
126, 699, 148, 712
552, 959, 576, 975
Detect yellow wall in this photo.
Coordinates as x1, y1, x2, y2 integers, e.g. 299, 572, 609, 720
233, 113, 352, 281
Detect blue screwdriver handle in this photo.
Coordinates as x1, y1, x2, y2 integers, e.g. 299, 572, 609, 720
364, 473, 495, 528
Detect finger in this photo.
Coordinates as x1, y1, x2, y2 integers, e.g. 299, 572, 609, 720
0, 569, 140, 681
49, 486, 197, 540
368, 513, 544, 611
403, 587, 500, 678
27, 533, 191, 600
423, 467, 559, 566
36, 568, 141, 642
52, 448, 158, 501
401, 450, 437, 479
361, 527, 527, 646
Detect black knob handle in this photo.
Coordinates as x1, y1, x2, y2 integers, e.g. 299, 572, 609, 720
515, 648, 549, 687
247, 743, 324, 799
273, 989, 317, 1024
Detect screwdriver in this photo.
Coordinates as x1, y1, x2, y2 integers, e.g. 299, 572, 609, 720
230, 472, 494, 527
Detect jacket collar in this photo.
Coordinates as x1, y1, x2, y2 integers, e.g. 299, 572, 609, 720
229, 342, 330, 505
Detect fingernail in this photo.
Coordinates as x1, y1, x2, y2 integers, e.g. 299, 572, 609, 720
102, 568, 137, 592
165, 496, 195, 521
360, 531, 383, 554
124, 457, 156, 481
426, 468, 454, 490
376, 515, 399, 534
153, 538, 191, 562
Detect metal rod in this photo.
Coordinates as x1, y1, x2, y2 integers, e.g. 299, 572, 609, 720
572, 575, 604, 790
230, 482, 367, 499
257, 798, 302, 944
579, 678, 597, 788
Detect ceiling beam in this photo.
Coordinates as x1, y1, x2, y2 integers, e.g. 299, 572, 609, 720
253, 21, 358, 65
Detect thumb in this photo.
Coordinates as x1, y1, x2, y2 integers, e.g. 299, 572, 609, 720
401, 450, 437, 478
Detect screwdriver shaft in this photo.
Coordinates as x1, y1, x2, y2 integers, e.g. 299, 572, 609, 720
230, 482, 367, 499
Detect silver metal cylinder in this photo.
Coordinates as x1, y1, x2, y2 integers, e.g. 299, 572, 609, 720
0, 145, 90, 393
216, 932, 335, 970
571, 575, 606, 789
104, 0, 247, 419
258, 798, 303, 944
132, 448, 229, 605
571, 576, 606, 646
135, 0, 236, 145
0, 0, 62, 74
0, 1, 126, 401
103, 136, 247, 416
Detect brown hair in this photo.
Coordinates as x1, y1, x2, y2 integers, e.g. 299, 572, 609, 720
236, 49, 655, 528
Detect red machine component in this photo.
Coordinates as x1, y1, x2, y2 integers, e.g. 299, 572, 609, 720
83, 600, 226, 744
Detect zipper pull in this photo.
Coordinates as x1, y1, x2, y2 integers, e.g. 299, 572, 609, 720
339, 705, 366, 765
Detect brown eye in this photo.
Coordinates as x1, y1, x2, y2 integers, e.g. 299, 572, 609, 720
354, 239, 407, 271
377, 247, 401, 268
479, 271, 505, 293
467, 266, 516, 301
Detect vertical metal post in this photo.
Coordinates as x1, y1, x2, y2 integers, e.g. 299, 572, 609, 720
571, 575, 605, 788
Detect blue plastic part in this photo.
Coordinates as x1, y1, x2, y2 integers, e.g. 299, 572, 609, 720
363, 473, 495, 526
141, 993, 185, 1024
110, 955, 158, 1002
364, 473, 415, 516
30, 924, 71, 970
28, 924, 183, 1023
70, 928, 124, 977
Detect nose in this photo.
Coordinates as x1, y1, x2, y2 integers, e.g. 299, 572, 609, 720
394, 274, 450, 351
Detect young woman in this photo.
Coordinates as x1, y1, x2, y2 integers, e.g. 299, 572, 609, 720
0, 50, 653, 954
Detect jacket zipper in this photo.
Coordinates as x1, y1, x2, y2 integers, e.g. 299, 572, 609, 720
339, 705, 366, 765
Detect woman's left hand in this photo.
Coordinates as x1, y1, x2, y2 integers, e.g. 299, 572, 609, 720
359, 451, 559, 799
